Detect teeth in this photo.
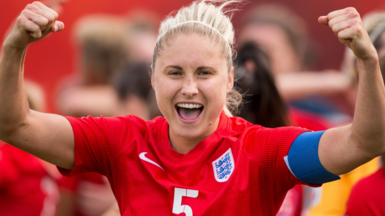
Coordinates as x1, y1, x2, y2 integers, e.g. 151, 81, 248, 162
176, 103, 203, 109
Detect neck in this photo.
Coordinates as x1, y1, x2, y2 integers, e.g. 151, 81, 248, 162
169, 117, 220, 154
169, 136, 205, 154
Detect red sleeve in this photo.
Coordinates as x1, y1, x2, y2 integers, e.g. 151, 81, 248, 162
244, 126, 309, 191
58, 115, 149, 178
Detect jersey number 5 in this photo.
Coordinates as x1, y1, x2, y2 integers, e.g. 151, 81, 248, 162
172, 187, 199, 216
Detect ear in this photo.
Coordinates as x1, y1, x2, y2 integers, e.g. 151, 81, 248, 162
226, 67, 234, 93
151, 65, 155, 90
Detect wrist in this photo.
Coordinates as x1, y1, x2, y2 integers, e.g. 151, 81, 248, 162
2, 41, 27, 56
355, 45, 379, 63
2, 33, 29, 52
356, 55, 379, 68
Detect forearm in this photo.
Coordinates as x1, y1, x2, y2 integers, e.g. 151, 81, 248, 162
0, 44, 31, 139
350, 56, 385, 156
277, 71, 350, 101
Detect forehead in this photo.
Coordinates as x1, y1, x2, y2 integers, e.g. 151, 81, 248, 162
155, 33, 227, 71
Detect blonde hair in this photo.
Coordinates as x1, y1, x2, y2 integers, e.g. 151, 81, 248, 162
73, 15, 128, 84
152, 0, 243, 114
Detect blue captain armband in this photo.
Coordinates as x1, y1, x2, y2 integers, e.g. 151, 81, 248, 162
283, 130, 340, 185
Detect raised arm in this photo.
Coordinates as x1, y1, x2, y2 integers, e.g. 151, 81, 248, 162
318, 7, 385, 175
0, 1, 74, 169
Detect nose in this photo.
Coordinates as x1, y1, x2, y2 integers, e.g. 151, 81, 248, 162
181, 76, 198, 97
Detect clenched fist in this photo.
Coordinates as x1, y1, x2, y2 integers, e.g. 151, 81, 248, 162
319, 7, 377, 61
4, 1, 64, 49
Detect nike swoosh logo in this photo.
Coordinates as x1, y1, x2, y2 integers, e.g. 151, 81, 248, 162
139, 152, 164, 171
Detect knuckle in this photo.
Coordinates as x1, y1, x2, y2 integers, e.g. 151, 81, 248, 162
25, 4, 34, 10
331, 24, 337, 31
31, 23, 40, 32
42, 18, 49, 26
45, 13, 55, 22
355, 26, 363, 34
348, 19, 356, 26
50, 13, 57, 21
21, 9, 32, 18
347, 11, 360, 19
52, 11, 59, 19
32, 1, 42, 6
16, 16, 25, 25
26, 3, 38, 12
346, 7, 357, 12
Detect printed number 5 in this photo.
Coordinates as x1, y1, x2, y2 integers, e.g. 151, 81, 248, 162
172, 187, 199, 216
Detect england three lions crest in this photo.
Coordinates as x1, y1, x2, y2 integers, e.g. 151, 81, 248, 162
212, 148, 235, 182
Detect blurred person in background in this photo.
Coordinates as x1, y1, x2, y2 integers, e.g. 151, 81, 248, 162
55, 13, 127, 216
304, 10, 385, 216
56, 10, 159, 216
343, 10, 385, 216
56, 12, 158, 118
0, 80, 61, 216
2, 1, 385, 215
124, 11, 159, 64
234, 41, 302, 216
56, 14, 129, 117
238, 3, 352, 126
113, 62, 161, 120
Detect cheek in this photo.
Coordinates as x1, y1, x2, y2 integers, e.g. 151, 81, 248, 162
153, 76, 181, 112
200, 76, 228, 104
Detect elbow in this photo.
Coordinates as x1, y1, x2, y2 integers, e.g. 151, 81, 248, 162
349, 128, 385, 159
0, 109, 32, 142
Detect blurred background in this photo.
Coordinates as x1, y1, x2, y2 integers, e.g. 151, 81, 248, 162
0, 0, 382, 113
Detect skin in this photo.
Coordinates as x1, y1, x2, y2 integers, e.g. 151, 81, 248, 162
0, 3, 383, 177
378, 31, 385, 74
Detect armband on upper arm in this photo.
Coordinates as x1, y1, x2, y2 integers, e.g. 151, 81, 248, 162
284, 130, 340, 185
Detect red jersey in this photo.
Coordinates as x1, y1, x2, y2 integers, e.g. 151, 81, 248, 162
59, 172, 116, 216
59, 112, 309, 215
346, 168, 385, 216
289, 108, 331, 131
0, 142, 60, 216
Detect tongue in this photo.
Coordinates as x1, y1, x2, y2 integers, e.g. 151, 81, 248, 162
179, 108, 201, 120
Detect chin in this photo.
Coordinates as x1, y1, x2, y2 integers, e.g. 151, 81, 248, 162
173, 124, 206, 139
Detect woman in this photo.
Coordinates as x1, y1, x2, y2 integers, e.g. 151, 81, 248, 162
0, 1, 383, 215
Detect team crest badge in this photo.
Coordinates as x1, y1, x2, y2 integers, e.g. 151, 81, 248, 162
212, 148, 235, 182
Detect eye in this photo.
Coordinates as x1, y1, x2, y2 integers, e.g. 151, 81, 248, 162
168, 71, 182, 76
198, 71, 211, 76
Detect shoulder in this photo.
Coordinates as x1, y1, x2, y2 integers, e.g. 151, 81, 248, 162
66, 114, 166, 133
226, 116, 308, 144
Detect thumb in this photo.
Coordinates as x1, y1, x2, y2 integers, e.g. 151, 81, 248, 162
50, 20, 65, 32
318, 16, 329, 26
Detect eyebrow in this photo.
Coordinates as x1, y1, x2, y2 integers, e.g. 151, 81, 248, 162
165, 65, 183, 70
197, 66, 216, 71
164, 65, 216, 71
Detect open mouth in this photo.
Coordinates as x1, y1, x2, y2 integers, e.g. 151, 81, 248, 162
175, 103, 204, 122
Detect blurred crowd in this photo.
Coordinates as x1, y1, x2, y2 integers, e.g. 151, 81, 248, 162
1, 0, 385, 215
